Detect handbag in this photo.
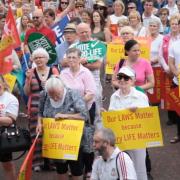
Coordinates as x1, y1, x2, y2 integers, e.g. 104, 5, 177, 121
0, 124, 31, 154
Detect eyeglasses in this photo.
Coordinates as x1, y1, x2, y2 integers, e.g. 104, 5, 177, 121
61, 1, 68, 5
32, 16, 40, 20
34, 56, 46, 60
117, 74, 131, 81
128, 6, 136, 9
145, 4, 153, 7
121, 32, 131, 35
160, 13, 168, 16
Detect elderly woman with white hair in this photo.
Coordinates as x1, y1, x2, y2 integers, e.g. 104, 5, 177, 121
36, 76, 88, 180
148, 18, 163, 67
24, 47, 59, 171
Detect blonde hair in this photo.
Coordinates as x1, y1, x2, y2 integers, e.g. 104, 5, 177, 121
169, 14, 180, 24
117, 18, 129, 27
113, 0, 125, 14
120, 26, 134, 35
128, 10, 141, 22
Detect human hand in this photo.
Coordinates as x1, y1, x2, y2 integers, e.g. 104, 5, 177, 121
80, 58, 88, 65
25, 69, 33, 80
128, 107, 137, 113
55, 113, 69, 120
36, 122, 43, 134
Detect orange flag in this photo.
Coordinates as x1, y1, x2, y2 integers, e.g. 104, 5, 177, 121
18, 133, 40, 180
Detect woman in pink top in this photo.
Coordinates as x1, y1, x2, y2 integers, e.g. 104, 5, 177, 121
60, 47, 96, 179
112, 39, 154, 91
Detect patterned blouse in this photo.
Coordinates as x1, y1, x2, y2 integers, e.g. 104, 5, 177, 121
38, 88, 88, 121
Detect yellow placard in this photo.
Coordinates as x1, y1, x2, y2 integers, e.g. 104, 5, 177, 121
42, 118, 84, 160
106, 37, 151, 74
102, 107, 163, 150
3, 74, 16, 92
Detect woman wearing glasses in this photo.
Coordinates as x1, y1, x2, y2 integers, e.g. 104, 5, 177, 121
24, 48, 59, 171
109, 66, 149, 180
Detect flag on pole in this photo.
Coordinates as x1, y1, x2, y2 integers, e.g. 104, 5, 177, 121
2, 6, 21, 49
18, 133, 40, 180
0, 6, 21, 75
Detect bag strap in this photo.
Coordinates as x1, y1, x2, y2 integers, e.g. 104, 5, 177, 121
12, 150, 27, 161
116, 151, 128, 180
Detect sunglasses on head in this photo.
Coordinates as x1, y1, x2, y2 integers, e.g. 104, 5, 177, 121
117, 74, 131, 81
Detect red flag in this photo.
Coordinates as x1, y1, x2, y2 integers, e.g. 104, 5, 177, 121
0, 36, 13, 75
18, 133, 40, 180
3, 6, 21, 49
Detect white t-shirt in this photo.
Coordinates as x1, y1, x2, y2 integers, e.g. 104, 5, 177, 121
164, 4, 179, 17
109, 87, 149, 111
150, 34, 163, 67
169, 39, 180, 85
109, 14, 128, 24
0, 91, 19, 119
91, 147, 137, 180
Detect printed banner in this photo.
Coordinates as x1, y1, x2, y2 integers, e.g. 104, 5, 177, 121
106, 37, 151, 74
75, 40, 107, 63
3, 73, 16, 92
52, 15, 70, 45
42, 1, 58, 11
160, 72, 173, 110
147, 67, 162, 104
42, 118, 84, 160
102, 107, 163, 150
27, 33, 57, 65
165, 86, 180, 116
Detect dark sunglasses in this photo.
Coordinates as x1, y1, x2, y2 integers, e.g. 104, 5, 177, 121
117, 74, 131, 81
128, 6, 136, 9
61, 2, 68, 5
94, 6, 104, 10
160, 13, 168, 16
32, 16, 40, 20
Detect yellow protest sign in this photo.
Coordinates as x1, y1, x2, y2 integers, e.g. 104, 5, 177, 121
102, 107, 163, 150
3, 74, 16, 92
106, 37, 151, 74
42, 118, 84, 160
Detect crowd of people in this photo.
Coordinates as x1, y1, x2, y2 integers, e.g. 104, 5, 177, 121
0, 0, 180, 179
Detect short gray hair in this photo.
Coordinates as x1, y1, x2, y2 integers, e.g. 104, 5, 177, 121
32, 47, 49, 60
66, 47, 81, 57
95, 128, 116, 146
149, 18, 160, 28
45, 75, 65, 93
